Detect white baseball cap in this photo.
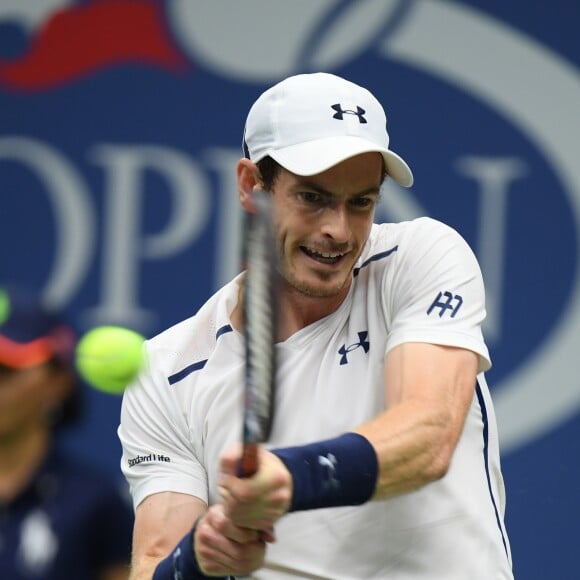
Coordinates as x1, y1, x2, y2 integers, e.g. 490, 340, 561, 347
242, 72, 413, 187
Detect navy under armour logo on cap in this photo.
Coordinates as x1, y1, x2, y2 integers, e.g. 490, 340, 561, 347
331, 103, 367, 124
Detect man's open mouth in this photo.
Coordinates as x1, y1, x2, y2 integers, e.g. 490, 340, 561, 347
301, 247, 347, 265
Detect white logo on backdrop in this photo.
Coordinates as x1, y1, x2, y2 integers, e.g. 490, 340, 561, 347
168, 0, 580, 452
1, 1, 578, 452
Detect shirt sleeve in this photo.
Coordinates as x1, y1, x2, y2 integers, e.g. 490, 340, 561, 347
384, 217, 491, 373
118, 341, 209, 510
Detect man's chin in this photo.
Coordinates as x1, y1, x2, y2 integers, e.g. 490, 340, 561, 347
287, 273, 351, 299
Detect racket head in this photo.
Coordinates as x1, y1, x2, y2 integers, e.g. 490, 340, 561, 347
240, 189, 278, 476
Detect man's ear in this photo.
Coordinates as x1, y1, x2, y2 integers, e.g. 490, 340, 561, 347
237, 158, 261, 212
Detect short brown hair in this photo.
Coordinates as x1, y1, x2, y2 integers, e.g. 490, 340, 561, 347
256, 156, 282, 192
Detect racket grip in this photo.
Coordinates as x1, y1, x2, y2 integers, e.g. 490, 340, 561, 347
239, 442, 259, 477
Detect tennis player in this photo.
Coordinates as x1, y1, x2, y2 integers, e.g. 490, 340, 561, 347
118, 72, 513, 579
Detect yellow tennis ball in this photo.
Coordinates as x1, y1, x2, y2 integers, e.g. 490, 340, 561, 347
76, 326, 145, 395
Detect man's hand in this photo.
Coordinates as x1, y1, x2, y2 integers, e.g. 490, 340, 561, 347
194, 504, 272, 577
219, 445, 293, 531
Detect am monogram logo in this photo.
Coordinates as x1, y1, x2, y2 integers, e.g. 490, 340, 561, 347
427, 291, 464, 318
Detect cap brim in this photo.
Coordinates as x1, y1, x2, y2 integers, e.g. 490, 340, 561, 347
269, 136, 414, 187
0, 335, 54, 369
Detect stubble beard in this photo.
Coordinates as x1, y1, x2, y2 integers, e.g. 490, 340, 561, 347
281, 262, 354, 299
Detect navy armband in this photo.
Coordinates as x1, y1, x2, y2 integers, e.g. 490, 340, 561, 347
152, 520, 229, 580
271, 432, 378, 511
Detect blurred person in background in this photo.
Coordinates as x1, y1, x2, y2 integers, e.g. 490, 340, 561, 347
0, 286, 133, 580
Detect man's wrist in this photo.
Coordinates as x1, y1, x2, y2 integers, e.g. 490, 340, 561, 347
271, 432, 378, 512
152, 519, 228, 580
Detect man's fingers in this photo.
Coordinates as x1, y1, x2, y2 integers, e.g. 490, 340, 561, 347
196, 508, 267, 575
259, 527, 277, 543
208, 504, 262, 543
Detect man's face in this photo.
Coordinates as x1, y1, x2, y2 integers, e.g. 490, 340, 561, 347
0, 362, 67, 440
271, 152, 384, 300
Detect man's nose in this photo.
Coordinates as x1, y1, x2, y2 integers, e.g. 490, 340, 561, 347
320, 203, 351, 243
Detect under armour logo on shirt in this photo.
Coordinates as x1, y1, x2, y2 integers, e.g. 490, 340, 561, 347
331, 103, 367, 123
338, 331, 370, 365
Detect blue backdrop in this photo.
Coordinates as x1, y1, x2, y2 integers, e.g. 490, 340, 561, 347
1, 1, 578, 577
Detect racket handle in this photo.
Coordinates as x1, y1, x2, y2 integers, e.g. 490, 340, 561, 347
239, 442, 259, 477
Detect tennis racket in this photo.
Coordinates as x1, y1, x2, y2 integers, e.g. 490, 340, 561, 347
239, 189, 278, 477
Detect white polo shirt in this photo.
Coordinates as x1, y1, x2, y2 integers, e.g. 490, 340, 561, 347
119, 217, 513, 579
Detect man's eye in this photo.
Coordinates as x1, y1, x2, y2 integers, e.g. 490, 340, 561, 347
299, 191, 323, 204
350, 197, 375, 209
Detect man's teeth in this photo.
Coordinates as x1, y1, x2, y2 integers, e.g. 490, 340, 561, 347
317, 251, 341, 258
305, 248, 345, 260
